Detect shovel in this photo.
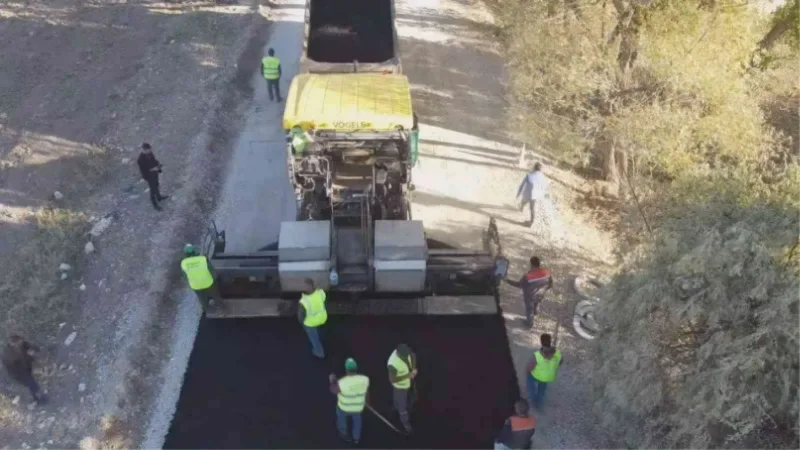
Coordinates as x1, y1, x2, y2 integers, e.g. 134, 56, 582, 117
366, 403, 402, 434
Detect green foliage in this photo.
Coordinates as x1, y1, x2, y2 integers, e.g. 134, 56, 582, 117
593, 175, 800, 447
499, 0, 800, 446
771, 0, 799, 48
502, 0, 789, 181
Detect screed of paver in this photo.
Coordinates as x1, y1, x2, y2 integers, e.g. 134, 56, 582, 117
164, 316, 518, 449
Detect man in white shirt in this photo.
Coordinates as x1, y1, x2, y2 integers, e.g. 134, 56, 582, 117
516, 162, 549, 227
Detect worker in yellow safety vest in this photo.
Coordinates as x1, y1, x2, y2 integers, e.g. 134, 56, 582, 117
297, 278, 327, 358
261, 48, 282, 102
180, 244, 222, 311
288, 125, 315, 156
388, 343, 417, 434
525, 333, 562, 410
329, 358, 370, 444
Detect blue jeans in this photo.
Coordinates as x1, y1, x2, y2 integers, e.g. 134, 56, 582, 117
336, 407, 363, 441
303, 325, 325, 358
527, 374, 549, 409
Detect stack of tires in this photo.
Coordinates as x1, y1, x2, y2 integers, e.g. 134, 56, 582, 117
572, 274, 604, 340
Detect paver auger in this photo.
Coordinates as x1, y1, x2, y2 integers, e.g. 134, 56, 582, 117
199, 73, 508, 319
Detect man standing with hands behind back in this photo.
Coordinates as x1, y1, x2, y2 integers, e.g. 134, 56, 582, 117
388, 343, 418, 434
137, 142, 168, 211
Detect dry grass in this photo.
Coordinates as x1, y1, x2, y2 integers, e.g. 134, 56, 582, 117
0, 207, 92, 341
78, 414, 132, 450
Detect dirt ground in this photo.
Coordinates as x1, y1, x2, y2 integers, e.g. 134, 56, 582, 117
0, 0, 618, 448
0, 1, 269, 447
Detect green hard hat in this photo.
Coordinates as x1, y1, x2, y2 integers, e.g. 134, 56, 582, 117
344, 358, 358, 371
183, 244, 196, 256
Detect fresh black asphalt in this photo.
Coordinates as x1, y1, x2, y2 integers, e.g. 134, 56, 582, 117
164, 315, 520, 449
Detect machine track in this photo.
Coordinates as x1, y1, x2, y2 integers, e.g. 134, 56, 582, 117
164, 315, 519, 448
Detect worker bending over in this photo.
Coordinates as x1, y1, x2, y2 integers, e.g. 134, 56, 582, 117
494, 399, 536, 449
387, 343, 417, 434
180, 244, 222, 311
298, 278, 327, 358
526, 333, 562, 410
288, 125, 315, 156
329, 358, 370, 444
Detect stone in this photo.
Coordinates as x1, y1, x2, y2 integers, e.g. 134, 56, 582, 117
89, 217, 112, 237
53, 191, 64, 200
12, 395, 20, 405
84, 241, 95, 254
59, 263, 72, 271
121, 158, 130, 164
64, 331, 77, 346
79, 284, 86, 291
60, 273, 68, 281
78, 383, 86, 392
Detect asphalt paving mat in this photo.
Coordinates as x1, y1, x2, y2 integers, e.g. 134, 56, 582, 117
164, 315, 520, 449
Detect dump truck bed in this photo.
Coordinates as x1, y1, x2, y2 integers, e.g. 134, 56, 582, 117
301, 0, 402, 73
283, 73, 414, 131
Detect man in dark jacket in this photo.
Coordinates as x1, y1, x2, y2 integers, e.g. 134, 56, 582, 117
505, 256, 553, 328
137, 142, 168, 210
1, 335, 47, 403
494, 399, 536, 449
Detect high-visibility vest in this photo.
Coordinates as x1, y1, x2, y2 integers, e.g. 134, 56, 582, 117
337, 374, 369, 413
530, 349, 562, 383
180, 255, 214, 290
387, 350, 411, 390
291, 129, 311, 153
262, 56, 280, 80
300, 288, 327, 327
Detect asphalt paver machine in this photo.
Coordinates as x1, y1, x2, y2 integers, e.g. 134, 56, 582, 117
200, 73, 508, 318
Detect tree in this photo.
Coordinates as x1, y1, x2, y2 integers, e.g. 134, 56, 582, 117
750, 0, 800, 69
592, 169, 800, 448
505, 0, 776, 189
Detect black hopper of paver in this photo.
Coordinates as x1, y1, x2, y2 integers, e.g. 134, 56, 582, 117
164, 315, 520, 449
307, 0, 395, 63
